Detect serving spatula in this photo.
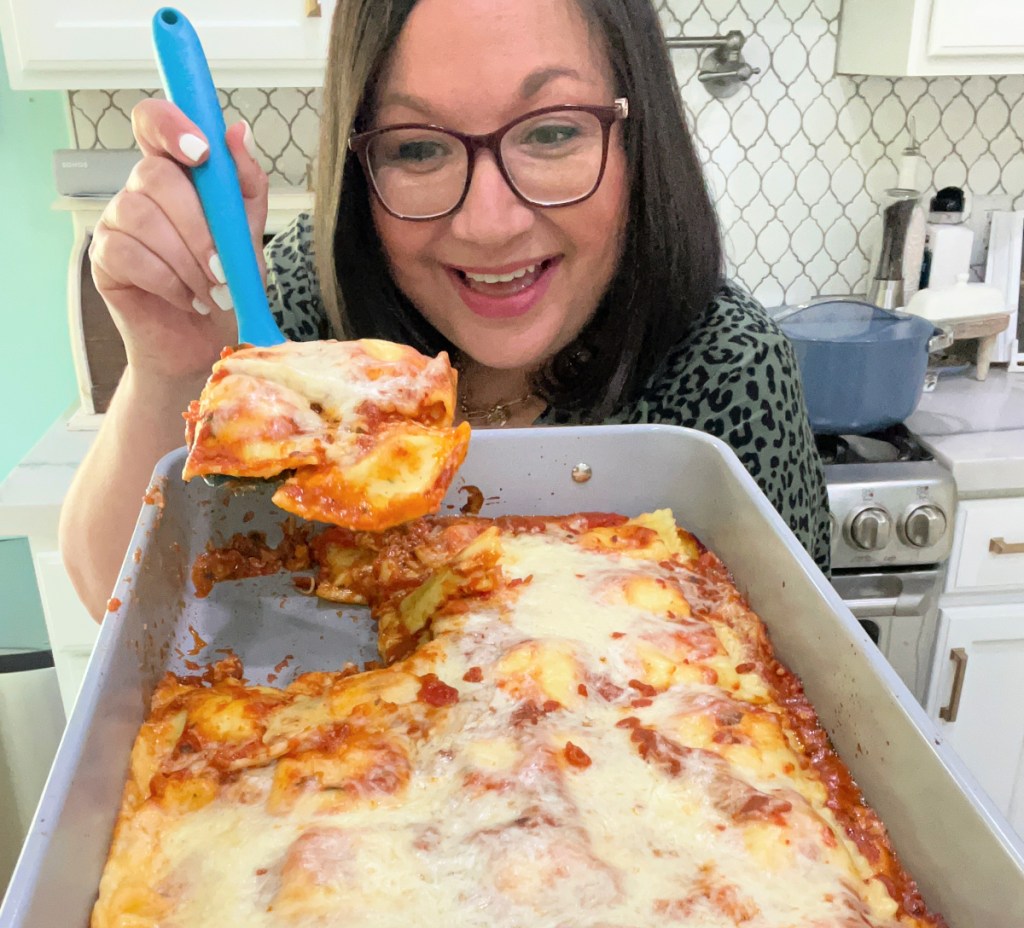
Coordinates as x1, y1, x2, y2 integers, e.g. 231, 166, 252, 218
153, 8, 286, 487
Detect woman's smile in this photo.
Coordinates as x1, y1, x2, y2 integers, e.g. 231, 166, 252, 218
446, 256, 561, 319
369, 0, 628, 371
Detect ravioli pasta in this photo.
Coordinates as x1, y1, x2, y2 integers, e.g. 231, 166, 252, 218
93, 510, 944, 928
182, 338, 470, 530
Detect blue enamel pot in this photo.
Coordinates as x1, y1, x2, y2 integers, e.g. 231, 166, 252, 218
776, 300, 952, 436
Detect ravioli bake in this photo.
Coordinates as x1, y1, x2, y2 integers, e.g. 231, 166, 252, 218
92, 510, 944, 928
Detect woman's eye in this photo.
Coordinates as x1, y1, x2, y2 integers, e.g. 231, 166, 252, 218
523, 124, 579, 146
393, 140, 446, 162
374, 135, 455, 175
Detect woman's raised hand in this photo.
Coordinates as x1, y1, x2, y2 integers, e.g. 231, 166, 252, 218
89, 98, 270, 382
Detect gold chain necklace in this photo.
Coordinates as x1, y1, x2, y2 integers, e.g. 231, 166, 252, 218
458, 392, 537, 427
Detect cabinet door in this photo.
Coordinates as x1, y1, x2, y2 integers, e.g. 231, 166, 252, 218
0, 1, 333, 89
928, 0, 1024, 60
947, 498, 1024, 595
837, 0, 1024, 75
929, 602, 1024, 837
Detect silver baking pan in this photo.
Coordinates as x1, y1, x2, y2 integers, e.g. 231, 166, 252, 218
2, 425, 1022, 926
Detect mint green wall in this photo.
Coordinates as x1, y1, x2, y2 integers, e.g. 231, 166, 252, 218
0, 44, 76, 481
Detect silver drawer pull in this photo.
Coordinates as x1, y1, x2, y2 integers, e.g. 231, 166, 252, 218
989, 537, 1024, 555
939, 648, 968, 723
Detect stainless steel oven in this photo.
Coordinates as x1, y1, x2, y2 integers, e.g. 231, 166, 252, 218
830, 569, 943, 705
820, 426, 956, 706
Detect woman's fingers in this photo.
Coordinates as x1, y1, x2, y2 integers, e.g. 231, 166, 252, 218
123, 101, 271, 298
133, 109, 270, 283
122, 156, 228, 299
131, 98, 209, 165
90, 224, 237, 381
99, 183, 220, 313
91, 221, 203, 317
88, 100, 263, 381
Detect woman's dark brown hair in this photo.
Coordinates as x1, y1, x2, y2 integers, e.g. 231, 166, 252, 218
314, 0, 722, 417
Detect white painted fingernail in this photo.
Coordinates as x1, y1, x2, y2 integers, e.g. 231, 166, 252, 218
210, 284, 234, 311
192, 297, 212, 316
241, 120, 258, 162
179, 133, 209, 162
209, 252, 226, 284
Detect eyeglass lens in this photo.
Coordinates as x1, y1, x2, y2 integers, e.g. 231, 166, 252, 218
365, 109, 606, 218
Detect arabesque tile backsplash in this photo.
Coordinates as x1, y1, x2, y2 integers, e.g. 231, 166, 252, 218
67, 0, 1024, 309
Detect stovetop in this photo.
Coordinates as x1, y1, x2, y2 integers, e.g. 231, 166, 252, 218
816, 426, 956, 571
815, 424, 933, 467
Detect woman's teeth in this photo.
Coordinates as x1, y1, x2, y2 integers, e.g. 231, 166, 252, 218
463, 264, 537, 284
455, 260, 552, 296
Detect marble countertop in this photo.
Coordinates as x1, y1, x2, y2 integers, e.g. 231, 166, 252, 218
907, 368, 1024, 497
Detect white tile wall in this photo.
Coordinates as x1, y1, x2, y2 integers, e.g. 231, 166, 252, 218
664, 0, 1024, 307
68, 0, 1024, 309
68, 87, 323, 189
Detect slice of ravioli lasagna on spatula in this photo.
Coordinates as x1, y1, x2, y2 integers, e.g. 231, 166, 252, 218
181, 339, 471, 531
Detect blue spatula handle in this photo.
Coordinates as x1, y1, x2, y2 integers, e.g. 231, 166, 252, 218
152, 8, 285, 347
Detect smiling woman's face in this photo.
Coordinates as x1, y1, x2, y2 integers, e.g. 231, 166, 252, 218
368, 0, 629, 374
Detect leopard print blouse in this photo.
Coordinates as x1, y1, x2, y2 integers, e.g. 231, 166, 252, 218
266, 213, 831, 573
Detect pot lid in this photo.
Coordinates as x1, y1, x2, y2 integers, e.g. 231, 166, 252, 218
776, 299, 935, 344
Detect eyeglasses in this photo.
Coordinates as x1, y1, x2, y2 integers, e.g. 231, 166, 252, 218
349, 98, 628, 221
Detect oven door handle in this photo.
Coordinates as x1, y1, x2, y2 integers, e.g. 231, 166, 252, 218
843, 596, 900, 617
842, 589, 931, 618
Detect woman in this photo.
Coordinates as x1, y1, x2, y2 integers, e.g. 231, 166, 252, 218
61, 0, 830, 619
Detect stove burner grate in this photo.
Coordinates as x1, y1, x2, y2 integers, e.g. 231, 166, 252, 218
815, 424, 932, 466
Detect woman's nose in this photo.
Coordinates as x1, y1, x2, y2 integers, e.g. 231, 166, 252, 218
448, 151, 534, 245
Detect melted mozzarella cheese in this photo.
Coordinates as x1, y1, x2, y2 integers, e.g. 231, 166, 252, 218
93, 518, 927, 928
218, 339, 455, 424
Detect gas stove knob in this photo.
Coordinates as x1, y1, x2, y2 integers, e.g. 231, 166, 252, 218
850, 507, 893, 550
904, 504, 947, 548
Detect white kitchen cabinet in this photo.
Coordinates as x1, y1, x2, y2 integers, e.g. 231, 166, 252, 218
0, 0, 334, 90
947, 498, 1024, 594
930, 493, 1024, 837
928, 600, 1024, 837
837, 0, 1024, 76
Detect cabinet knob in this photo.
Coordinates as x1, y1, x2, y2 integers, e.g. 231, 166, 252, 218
903, 504, 947, 548
305, 0, 322, 17
850, 507, 892, 551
